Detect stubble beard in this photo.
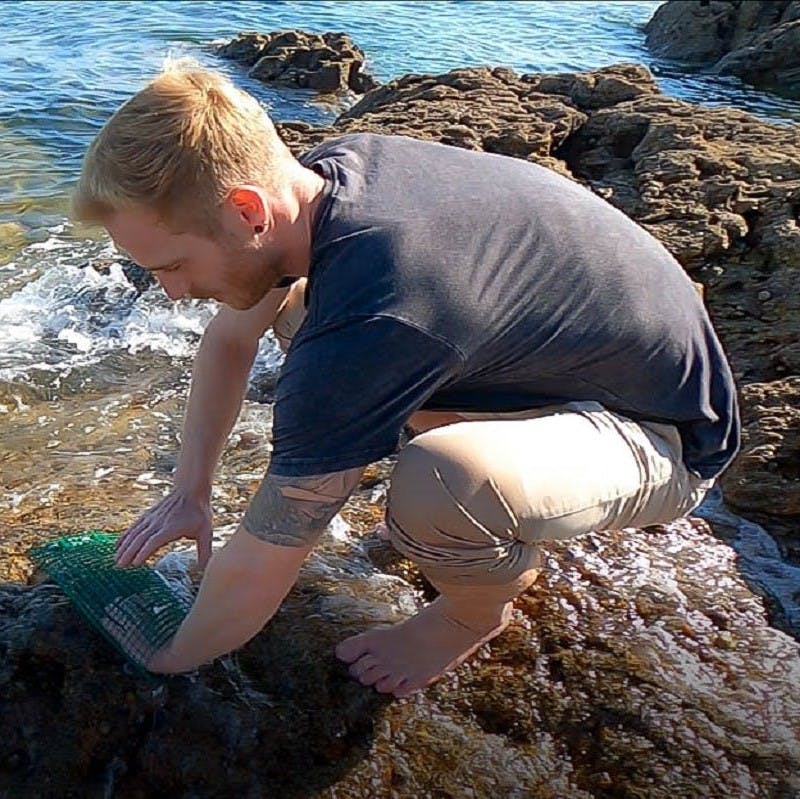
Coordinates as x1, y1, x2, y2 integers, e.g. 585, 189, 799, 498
223, 241, 284, 310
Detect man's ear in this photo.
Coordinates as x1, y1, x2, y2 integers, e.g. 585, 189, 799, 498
225, 186, 268, 234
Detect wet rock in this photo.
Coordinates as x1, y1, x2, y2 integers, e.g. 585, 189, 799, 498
1, 516, 799, 797
0, 221, 27, 265
645, 1, 800, 98
217, 30, 378, 95
86, 256, 154, 295
215, 30, 272, 65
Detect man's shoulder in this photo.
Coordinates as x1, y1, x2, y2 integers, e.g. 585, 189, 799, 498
299, 131, 475, 167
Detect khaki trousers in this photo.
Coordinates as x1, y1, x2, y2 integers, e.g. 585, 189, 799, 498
271, 279, 712, 589
387, 404, 712, 587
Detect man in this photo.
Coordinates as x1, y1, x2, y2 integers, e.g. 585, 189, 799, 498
73, 63, 739, 699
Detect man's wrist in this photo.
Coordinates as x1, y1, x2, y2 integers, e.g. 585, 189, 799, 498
172, 475, 213, 503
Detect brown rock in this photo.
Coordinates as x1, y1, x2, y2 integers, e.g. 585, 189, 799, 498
218, 29, 378, 95
721, 377, 800, 528
717, 19, 800, 97
215, 31, 272, 66
2, 511, 799, 798
333, 66, 593, 177
645, 1, 800, 98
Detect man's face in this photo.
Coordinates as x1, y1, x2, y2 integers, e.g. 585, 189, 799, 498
105, 206, 278, 310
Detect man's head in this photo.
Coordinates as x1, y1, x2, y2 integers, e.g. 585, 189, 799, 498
73, 62, 302, 309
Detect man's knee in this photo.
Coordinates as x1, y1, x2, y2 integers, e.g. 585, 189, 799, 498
386, 430, 539, 586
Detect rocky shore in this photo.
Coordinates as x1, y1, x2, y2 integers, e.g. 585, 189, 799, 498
1, 21, 799, 799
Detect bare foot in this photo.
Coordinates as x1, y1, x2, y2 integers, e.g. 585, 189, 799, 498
335, 597, 512, 697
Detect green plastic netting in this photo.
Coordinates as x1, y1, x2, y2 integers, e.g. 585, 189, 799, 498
29, 532, 193, 674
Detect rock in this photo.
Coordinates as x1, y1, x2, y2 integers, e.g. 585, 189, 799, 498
334, 65, 597, 177
721, 377, 800, 557
215, 30, 272, 65
87, 256, 154, 294
0, 221, 27, 264
716, 19, 800, 97
2, 515, 799, 798
217, 30, 378, 95
645, 1, 800, 98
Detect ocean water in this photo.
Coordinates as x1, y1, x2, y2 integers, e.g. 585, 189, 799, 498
3, 0, 800, 394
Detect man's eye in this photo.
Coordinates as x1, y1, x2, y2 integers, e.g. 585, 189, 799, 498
164, 262, 181, 273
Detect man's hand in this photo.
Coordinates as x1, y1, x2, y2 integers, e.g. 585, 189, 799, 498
127, 527, 314, 674
116, 490, 213, 568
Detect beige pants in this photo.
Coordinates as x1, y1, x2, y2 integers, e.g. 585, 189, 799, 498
272, 280, 713, 589
387, 405, 712, 587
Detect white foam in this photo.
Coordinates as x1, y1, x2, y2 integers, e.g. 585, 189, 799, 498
0, 238, 213, 383
0, 234, 286, 393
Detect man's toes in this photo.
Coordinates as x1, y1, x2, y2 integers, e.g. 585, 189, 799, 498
335, 633, 372, 663
349, 655, 394, 686
392, 674, 429, 699
375, 673, 408, 695
347, 654, 380, 679
358, 664, 393, 687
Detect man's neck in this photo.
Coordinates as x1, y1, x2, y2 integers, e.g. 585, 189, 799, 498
271, 166, 326, 279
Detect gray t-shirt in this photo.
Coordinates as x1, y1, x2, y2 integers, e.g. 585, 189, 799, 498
270, 133, 739, 480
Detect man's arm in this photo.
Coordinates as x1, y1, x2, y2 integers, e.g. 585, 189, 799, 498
146, 466, 364, 673
172, 287, 292, 500
114, 286, 292, 567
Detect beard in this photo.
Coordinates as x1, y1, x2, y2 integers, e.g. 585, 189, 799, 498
218, 240, 284, 310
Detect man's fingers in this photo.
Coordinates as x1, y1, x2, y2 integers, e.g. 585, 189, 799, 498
116, 516, 149, 550
129, 530, 177, 567
115, 521, 158, 566
117, 506, 165, 550
117, 495, 179, 550
116, 525, 172, 567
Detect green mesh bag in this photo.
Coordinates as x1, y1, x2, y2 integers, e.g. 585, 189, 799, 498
29, 532, 193, 674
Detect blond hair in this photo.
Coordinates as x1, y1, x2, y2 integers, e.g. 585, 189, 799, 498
72, 61, 289, 233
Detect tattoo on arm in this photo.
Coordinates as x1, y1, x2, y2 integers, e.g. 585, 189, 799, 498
242, 467, 364, 547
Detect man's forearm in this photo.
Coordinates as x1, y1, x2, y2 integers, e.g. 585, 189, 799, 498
145, 466, 362, 673
172, 330, 258, 497
148, 526, 311, 673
